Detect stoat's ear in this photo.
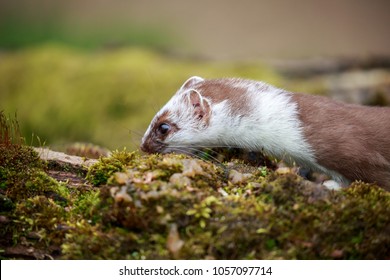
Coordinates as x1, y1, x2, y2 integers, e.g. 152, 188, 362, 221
180, 76, 204, 90
187, 90, 211, 123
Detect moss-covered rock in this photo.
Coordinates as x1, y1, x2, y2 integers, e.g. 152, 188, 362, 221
60, 151, 390, 260
1, 125, 389, 259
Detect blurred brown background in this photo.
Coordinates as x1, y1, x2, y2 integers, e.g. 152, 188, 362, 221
1, 0, 389, 60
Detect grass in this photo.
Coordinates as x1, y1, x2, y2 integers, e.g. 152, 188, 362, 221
0, 111, 23, 146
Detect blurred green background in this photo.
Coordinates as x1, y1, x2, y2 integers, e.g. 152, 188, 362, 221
1, 0, 389, 151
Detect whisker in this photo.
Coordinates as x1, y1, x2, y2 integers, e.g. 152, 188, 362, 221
121, 126, 144, 151
169, 147, 211, 162
126, 128, 144, 138
171, 147, 229, 180
158, 143, 243, 164
154, 138, 240, 150
166, 147, 201, 160
167, 144, 242, 149
193, 146, 231, 159
185, 147, 224, 165
167, 146, 227, 170
164, 145, 238, 164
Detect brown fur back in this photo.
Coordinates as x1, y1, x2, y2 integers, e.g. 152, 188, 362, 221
292, 93, 390, 190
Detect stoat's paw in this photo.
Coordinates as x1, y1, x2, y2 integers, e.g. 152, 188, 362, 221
322, 180, 342, 190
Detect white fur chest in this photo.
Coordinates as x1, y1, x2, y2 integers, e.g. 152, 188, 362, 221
203, 81, 314, 160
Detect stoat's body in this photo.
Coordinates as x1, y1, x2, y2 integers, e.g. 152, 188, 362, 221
141, 77, 390, 190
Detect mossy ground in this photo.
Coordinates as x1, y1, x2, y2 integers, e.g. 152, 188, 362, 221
1, 123, 389, 259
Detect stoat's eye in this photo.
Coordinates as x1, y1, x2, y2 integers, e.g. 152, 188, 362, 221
158, 123, 170, 135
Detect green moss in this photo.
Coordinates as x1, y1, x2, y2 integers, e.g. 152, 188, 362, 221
1, 112, 53, 203
15, 195, 67, 235
0, 145, 45, 202
86, 150, 137, 186
5, 169, 68, 205
78, 152, 390, 259
0, 112, 74, 258
61, 221, 142, 260
71, 190, 101, 223
0, 193, 14, 212
2, 142, 390, 259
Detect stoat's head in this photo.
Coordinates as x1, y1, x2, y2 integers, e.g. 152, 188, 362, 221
140, 76, 212, 153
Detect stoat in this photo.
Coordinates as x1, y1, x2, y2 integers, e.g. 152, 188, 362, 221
140, 76, 390, 190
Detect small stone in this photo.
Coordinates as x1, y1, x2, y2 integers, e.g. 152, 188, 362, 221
110, 186, 120, 198
113, 172, 129, 185
218, 188, 229, 197
182, 159, 204, 177
0, 215, 9, 223
114, 186, 133, 203
161, 157, 182, 168
33, 147, 98, 168
228, 169, 252, 184
275, 167, 293, 175
330, 249, 344, 258
156, 205, 164, 214
169, 173, 192, 187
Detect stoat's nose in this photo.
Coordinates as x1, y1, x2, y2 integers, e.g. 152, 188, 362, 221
140, 138, 165, 154
140, 137, 154, 153
140, 140, 148, 153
